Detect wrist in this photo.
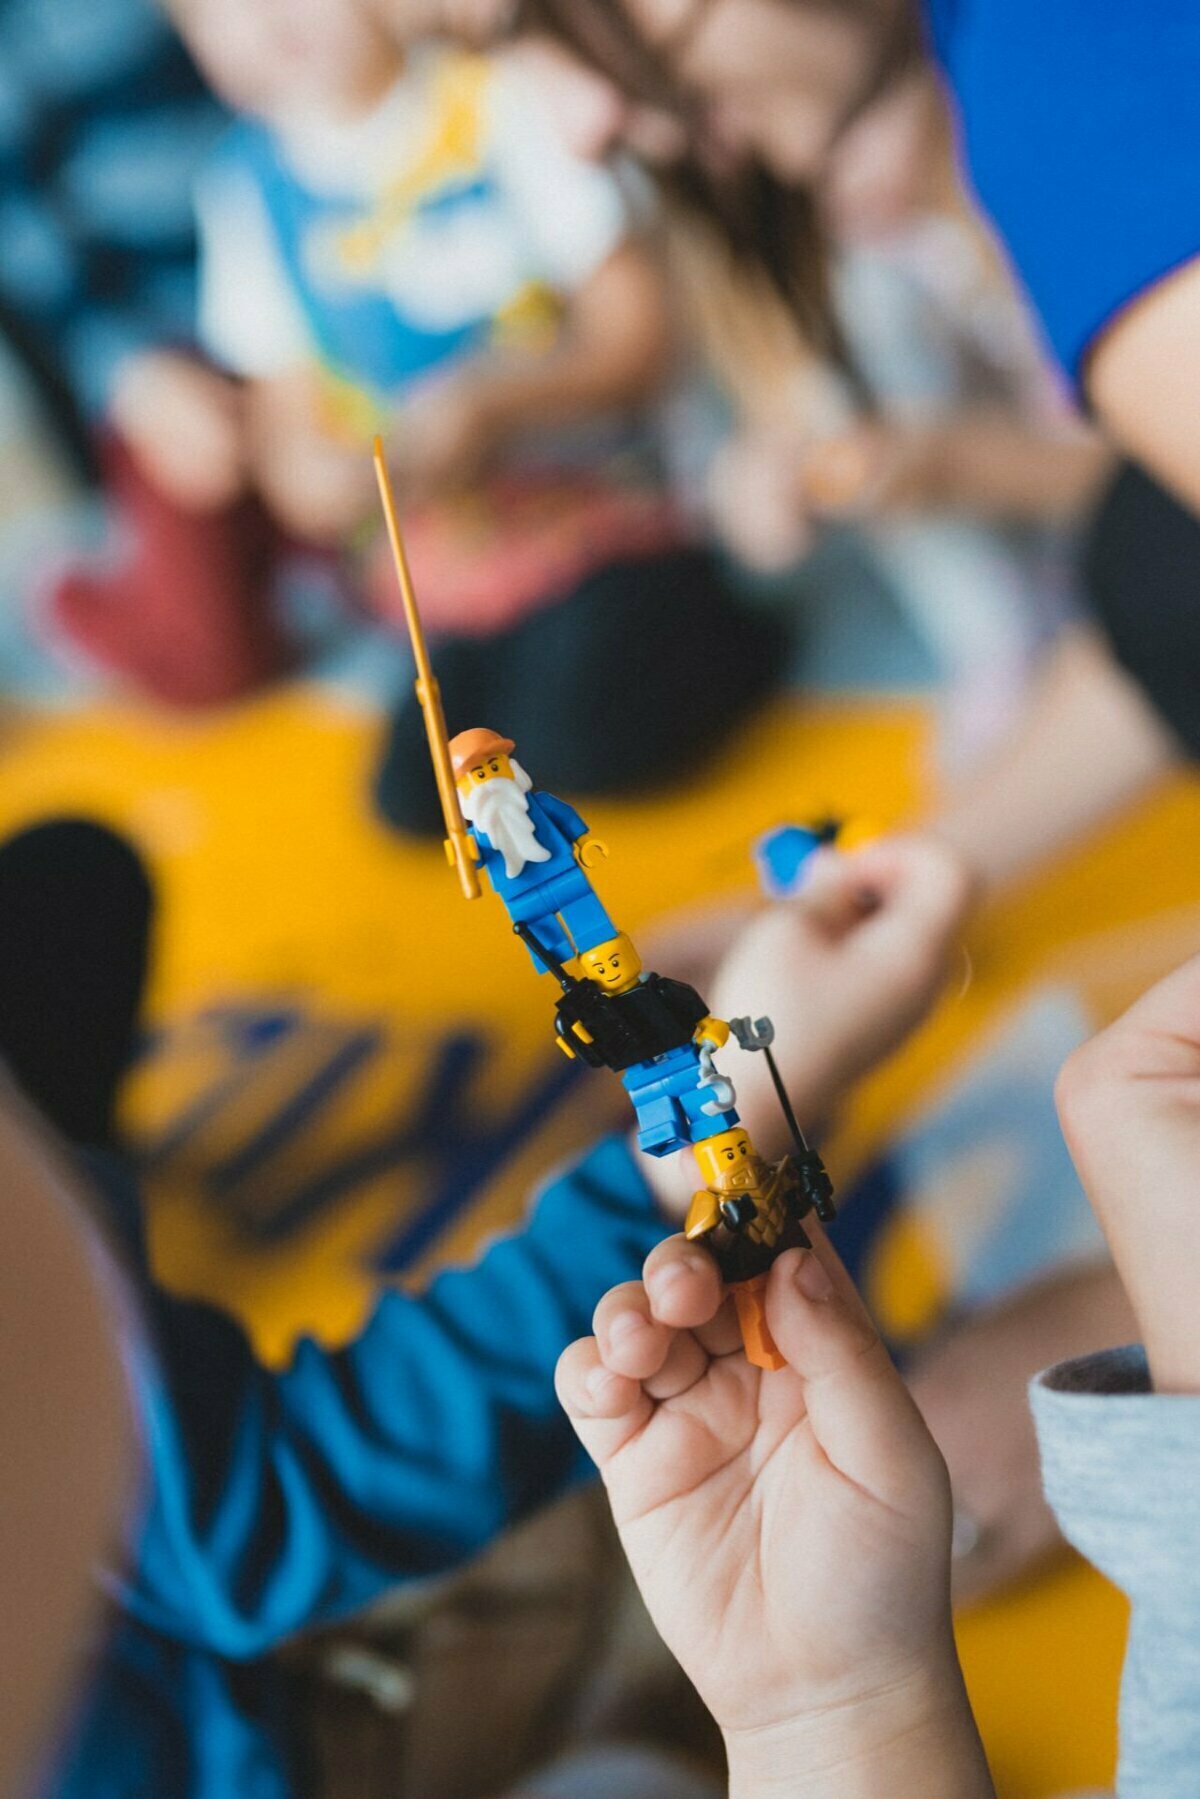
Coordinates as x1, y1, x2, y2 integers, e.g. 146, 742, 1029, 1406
723, 1655, 993, 1799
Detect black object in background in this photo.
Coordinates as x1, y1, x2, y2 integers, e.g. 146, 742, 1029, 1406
375, 545, 788, 836
1085, 461, 1200, 758
0, 819, 152, 1147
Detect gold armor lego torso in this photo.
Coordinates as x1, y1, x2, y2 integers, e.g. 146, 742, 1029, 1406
685, 1155, 810, 1285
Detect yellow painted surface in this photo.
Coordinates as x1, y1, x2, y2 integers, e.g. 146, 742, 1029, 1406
5, 678, 1199, 1794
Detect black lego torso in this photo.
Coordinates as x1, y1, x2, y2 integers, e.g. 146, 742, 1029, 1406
556, 973, 710, 1072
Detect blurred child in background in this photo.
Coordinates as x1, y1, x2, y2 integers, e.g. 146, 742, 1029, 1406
683, 63, 1111, 766
562, 936, 1200, 1799
52, 0, 782, 824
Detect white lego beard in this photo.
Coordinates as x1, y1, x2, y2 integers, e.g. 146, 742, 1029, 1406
461, 761, 550, 879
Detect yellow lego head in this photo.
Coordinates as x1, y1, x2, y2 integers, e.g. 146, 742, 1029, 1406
449, 727, 515, 794
577, 934, 642, 994
695, 1128, 759, 1191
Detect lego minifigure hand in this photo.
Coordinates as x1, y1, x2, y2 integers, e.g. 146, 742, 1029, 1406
555, 1034, 576, 1060
718, 1194, 756, 1232
445, 837, 481, 868
692, 1015, 730, 1051
574, 833, 609, 870
558, 1232, 992, 1799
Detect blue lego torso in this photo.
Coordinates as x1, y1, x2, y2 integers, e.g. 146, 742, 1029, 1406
471, 790, 587, 903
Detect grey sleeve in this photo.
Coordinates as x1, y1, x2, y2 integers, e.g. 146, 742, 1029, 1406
1030, 1346, 1200, 1799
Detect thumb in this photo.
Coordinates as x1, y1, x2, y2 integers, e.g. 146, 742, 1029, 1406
765, 1243, 939, 1504
1057, 950, 1200, 1170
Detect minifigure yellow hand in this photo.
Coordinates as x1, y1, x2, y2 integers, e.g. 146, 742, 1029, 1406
575, 833, 609, 869
572, 1021, 595, 1046
445, 836, 481, 866
694, 1015, 730, 1050
555, 1035, 577, 1060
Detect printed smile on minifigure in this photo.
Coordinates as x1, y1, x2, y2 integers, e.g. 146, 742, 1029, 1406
577, 936, 642, 992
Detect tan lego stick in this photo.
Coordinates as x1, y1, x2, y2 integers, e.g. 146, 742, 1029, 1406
373, 437, 481, 900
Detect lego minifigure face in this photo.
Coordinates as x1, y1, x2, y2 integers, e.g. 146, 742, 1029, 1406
457, 752, 514, 794
578, 934, 643, 993
696, 1128, 756, 1186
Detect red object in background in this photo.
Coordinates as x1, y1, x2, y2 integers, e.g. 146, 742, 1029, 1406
364, 472, 685, 638
49, 434, 295, 709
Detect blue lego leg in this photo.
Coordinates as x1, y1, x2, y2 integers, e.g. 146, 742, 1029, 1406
629, 1093, 691, 1158
679, 1076, 740, 1146
508, 868, 617, 972
512, 910, 576, 973
623, 1045, 735, 1159
557, 882, 619, 957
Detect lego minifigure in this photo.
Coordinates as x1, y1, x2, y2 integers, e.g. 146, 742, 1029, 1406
685, 1128, 820, 1370
449, 728, 615, 971
374, 439, 837, 1370
523, 926, 739, 1157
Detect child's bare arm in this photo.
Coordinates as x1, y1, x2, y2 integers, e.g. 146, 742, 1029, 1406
110, 352, 248, 511
392, 239, 671, 498
466, 237, 670, 430
894, 411, 1113, 522
933, 626, 1178, 897
246, 370, 376, 542
1056, 952, 1200, 1393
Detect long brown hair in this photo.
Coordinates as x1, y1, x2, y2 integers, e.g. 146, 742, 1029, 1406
515, 0, 917, 367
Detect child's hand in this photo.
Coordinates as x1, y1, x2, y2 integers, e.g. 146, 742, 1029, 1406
558, 1232, 992, 1797
708, 834, 972, 1160
1057, 953, 1200, 1393
392, 373, 501, 500
247, 373, 376, 542
110, 352, 246, 511
706, 425, 818, 574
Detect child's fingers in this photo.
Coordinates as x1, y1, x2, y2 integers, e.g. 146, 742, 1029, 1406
765, 1245, 938, 1499
643, 1325, 710, 1401
1055, 951, 1200, 1232
693, 1292, 744, 1359
642, 1234, 724, 1330
593, 1281, 673, 1380
1059, 949, 1200, 1113
842, 835, 972, 963
556, 1335, 653, 1468
792, 848, 873, 936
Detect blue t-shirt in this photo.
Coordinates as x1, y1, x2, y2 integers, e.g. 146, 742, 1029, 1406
927, 0, 1200, 387
51, 1135, 665, 1799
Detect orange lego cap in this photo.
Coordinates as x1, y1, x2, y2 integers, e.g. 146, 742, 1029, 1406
449, 727, 516, 778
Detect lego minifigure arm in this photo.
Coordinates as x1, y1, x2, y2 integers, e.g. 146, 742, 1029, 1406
692, 1015, 730, 1050
534, 791, 588, 840
684, 1188, 721, 1241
